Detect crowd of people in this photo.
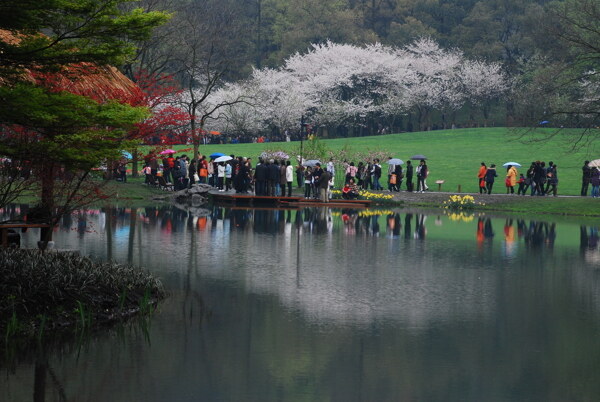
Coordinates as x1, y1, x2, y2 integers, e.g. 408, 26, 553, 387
135, 151, 600, 199
137, 153, 433, 200
477, 161, 560, 196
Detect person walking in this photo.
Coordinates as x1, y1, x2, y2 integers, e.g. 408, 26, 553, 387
279, 161, 287, 196
285, 161, 294, 197
387, 157, 396, 191
318, 169, 332, 202
188, 158, 197, 187
346, 162, 358, 185
225, 161, 232, 191
582, 160, 592, 196
364, 161, 373, 190
591, 167, 600, 198
372, 159, 383, 190
217, 162, 225, 191
393, 164, 403, 192
296, 163, 304, 188
327, 158, 335, 183
357, 162, 365, 188
254, 158, 267, 196
478, 162, 487, 194
532, 161, 546, 196
405, 161, 413, 192
506, 164, 517, 194
517, 174, 526, 195
304, 166, 313, 198
198, 156, 208, 184
416, 159, 428, 193
546, 163, 558, 196
485, 164, 497, 194
523, 162, 535, 195
268, 160, 279, 196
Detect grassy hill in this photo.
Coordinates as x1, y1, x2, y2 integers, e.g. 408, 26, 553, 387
159, 127, 600, 196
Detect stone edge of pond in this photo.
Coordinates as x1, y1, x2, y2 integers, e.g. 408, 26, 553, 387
0, 248, 166, 342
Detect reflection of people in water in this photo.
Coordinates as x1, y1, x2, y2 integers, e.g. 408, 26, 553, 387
387, 213, 401, 237
414, 214, 426, 240
503, 218, 517, 258
523, 221, 555, 250
476, 218, 485, 248
580, 225, 600, 263
483, 218, 494, 240
404, 213, 412, 240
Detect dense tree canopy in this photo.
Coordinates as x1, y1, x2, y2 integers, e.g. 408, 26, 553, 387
0, 0, 169, 229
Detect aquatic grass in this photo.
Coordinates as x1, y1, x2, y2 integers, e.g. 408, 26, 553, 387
0, 249, 165, 339
4, 311, 19, 343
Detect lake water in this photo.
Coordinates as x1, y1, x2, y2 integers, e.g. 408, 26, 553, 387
2, 205, 600, 401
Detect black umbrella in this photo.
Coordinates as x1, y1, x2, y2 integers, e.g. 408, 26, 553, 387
410, 154, 427, 160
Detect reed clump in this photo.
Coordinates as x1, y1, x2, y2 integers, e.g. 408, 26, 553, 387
0, 249, 164, 338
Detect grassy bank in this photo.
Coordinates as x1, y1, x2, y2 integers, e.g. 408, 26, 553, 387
158, 127, 598, 196
1, 249, 165, 340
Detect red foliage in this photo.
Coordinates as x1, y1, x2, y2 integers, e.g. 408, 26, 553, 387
30, 66, 193, 146
127, 71, 193, 145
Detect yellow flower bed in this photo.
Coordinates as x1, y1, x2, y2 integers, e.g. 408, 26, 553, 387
442, 194, 484, 210
330, 189, 394, 201
358, 190, 394, 200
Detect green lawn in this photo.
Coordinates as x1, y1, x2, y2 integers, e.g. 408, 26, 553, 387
158, 127, 599, 196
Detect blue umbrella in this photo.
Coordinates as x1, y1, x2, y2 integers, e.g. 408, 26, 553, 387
210, 152, 225, 158
539, 120, 549, 125
503, 162, 521, 168
121, 150, 133, 159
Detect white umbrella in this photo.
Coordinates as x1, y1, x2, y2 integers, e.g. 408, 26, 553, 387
302, 159, 321, 167
214, 155, 233, 163
502, 162, 521, 168
387, 158, 404, 165
588, 159, 600, 168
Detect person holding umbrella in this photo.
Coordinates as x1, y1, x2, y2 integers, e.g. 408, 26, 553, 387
505, 164, 518, 194
416, 159, 428, 193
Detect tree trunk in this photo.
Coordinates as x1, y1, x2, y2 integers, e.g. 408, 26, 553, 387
131, 148, 139, 178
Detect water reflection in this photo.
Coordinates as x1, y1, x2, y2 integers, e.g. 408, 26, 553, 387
3, 205, 600, 401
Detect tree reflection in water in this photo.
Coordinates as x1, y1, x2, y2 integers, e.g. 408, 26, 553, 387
3, 205, 600, 401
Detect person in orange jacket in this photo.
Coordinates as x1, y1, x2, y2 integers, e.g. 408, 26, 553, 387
477, 162, 487, 194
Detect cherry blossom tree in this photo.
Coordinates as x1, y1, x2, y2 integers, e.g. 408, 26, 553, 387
215, 38, 509, 136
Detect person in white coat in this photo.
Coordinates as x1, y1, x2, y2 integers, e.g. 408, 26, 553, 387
285, 161, 294, 197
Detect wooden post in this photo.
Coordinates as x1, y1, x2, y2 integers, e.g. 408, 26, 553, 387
457, 184, 462, 193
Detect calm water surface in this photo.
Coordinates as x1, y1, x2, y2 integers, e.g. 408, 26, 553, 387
2, 205, 600, 401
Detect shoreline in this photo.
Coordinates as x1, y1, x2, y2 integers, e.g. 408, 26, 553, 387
374, 190, 600, 218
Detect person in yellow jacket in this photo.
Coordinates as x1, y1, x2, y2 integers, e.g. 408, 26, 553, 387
506, 165, 518, 194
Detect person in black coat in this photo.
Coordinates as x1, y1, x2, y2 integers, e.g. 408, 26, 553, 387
405, 161, 413, 192
268, 160, 280, 196
254, 158, 267, 195
582, 160, 591, 196
484, 164, 497, 194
